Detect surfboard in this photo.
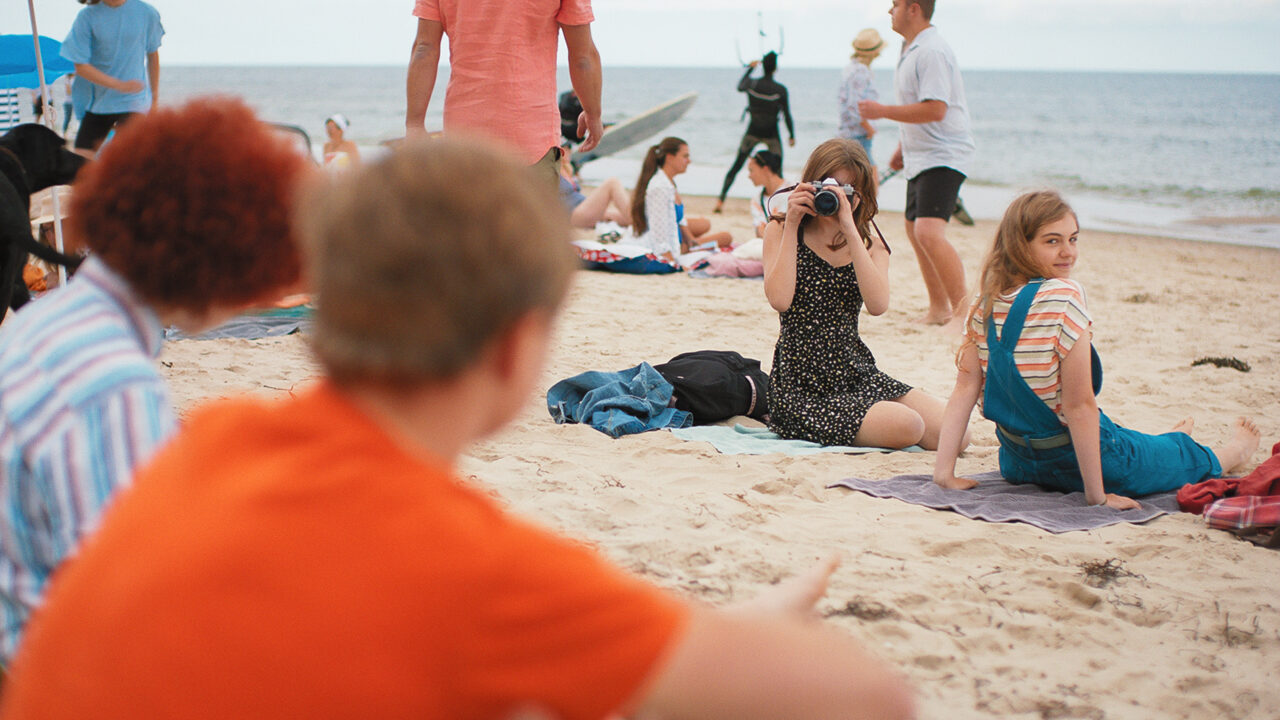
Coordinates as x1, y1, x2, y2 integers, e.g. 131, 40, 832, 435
571, 91, 698, 166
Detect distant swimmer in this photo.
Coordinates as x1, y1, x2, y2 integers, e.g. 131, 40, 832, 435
714, 51, 795, 214
323, 113, 360, 169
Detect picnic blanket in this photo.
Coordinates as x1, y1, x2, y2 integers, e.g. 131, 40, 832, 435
572, 240, 680, 275
165, 305, 312, 341
830, 471, 1179, 533
671, 424, 923, 456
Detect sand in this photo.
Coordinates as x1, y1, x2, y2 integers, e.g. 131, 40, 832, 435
157, 196, 1280, 719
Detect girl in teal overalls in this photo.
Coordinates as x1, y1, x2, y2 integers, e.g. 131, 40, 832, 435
932, 191, 1260, 509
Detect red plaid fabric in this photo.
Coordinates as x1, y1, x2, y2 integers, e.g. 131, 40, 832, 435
1178, 440, 1280, 514
577, 247, 626, 264
574, 246, 679, 269
1203, 496, 1280, 531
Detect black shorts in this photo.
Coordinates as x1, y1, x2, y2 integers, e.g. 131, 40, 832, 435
74, 111, 139, 150
904, 166, 966, 222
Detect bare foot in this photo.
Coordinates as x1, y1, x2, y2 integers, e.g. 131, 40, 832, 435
1213, 417, 1262, 474
1171, 417, 1195, 435
934, 474, 979, 490
939, 313, 968, 339
736, 554, 840, 619
915, 309, 953, 326
712, 200, 724, 214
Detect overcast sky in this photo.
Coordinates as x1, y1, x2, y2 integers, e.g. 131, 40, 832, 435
7, 0, 1279, 73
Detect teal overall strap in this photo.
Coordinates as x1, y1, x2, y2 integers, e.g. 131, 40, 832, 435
983, 281, 1068, 441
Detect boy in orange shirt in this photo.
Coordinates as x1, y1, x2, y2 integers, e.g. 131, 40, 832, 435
2, 139, 914, 720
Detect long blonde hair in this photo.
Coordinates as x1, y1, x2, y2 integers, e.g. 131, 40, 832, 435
962, 190, 1077, 350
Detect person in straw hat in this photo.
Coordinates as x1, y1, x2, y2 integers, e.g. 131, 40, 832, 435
838, 28, 884, 179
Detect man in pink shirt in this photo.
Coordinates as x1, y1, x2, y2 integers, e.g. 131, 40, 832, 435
405, 0, 604, 164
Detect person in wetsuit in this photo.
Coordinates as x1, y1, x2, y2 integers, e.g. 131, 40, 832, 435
559, 89, 585, 144
715, 51, 795, 213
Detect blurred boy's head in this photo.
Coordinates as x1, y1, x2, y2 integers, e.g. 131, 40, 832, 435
300, 138, 576, 406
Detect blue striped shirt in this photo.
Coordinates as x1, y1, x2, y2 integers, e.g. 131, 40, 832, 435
0, 257, 176, 664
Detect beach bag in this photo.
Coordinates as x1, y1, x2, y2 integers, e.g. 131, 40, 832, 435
653, 350, 769, 424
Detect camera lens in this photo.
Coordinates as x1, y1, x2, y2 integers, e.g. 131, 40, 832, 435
813, 188, 840, 216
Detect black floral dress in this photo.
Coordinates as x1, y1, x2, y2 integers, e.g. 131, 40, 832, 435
767, 227, 911, 445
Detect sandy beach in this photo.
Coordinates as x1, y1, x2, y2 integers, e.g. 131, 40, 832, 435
158, 196, 1280, 719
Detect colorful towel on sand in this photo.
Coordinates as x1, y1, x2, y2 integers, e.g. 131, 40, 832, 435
165, 305, 312, 341
670, 424, 923, 456
687, 253, 764, 278
1178, 440, 1280, 514
1203, 496, 1280, 532
830, 471, 1179, 534
573, 240, 680, 275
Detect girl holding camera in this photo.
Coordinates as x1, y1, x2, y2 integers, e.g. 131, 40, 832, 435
763, 138, 952, 449
932, 190, 1259, 507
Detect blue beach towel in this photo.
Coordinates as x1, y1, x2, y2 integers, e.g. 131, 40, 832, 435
830, 471, 1180, 534
165, 305, 311, 341
671, 424, 924, 456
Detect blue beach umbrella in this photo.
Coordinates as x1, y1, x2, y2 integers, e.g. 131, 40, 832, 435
0, 35, 74, 90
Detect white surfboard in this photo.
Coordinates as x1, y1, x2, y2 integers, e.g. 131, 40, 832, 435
571, 91, 698, 166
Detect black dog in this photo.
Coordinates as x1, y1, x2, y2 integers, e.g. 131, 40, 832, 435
0, 124, 87, 322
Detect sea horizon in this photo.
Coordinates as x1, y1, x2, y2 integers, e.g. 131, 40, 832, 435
163, 62, 1280, 77
145, 65, 1280, 250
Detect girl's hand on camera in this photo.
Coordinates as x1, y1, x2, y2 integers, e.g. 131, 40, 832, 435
785, 183, 817, 224
835, 186, 861, 223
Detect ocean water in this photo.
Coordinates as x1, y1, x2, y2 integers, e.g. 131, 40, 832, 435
161, 65, 1280, 248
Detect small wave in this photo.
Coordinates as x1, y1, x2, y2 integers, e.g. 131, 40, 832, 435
986, 173, 1280, 206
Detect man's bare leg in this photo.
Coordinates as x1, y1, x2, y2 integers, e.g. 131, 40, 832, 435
911, 216, 967, 325
905, 218, 954, 325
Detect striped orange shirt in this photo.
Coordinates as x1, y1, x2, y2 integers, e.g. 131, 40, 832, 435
969, 279, 1092, 423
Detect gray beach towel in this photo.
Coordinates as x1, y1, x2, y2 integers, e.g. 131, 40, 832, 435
830, 471, 1180, 534
671, 424, 923, 456
166, 307, 312, 341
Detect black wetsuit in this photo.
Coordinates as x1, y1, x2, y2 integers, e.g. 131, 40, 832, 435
559, 90, 584, 144
719, 67, 795, 202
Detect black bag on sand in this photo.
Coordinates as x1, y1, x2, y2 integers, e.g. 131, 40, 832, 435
653, 350, 770, 424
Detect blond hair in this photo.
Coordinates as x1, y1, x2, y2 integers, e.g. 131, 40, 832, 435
300, 138, 577, 385
960, 190, 1077, 356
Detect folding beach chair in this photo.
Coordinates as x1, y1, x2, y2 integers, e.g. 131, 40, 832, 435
0, 88, 21, 131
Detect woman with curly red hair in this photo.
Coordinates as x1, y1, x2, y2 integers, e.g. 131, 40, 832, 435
0, 96, 308, 669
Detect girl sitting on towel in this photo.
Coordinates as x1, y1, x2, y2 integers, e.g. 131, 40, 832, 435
763, 138, 953, 450
630, 137, 733, 263
932, 190, 1260, 508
